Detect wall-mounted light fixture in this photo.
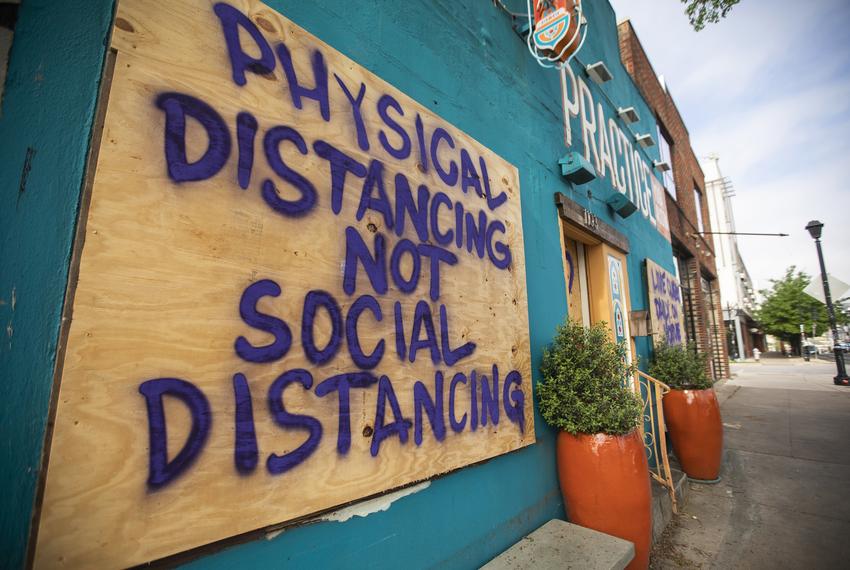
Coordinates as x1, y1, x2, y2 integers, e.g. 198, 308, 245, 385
558, 151, 597, 185
586, 61, 613, 84
635, 133, 655, 148
618, 107, 640, 123
606, 192, 638, 218
653, 160, 671, 172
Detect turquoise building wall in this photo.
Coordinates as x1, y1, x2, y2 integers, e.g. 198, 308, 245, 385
0, 1, 115, 568
0, 0, 674, 567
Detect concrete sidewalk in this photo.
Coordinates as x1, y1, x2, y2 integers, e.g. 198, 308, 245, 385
651, 362, 850, 569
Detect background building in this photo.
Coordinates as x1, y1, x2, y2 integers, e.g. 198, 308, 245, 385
702, 155, 764, 359
618, 21, 730, 380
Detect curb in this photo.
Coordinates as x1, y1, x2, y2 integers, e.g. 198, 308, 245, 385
716, 382, 740, 407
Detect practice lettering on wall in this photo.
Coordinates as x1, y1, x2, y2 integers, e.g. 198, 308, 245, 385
558, 66, 671, 242
33, 1, 534, 567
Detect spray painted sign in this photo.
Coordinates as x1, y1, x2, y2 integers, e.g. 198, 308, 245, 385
33, 0, 533, 567
646, 259, 684, 345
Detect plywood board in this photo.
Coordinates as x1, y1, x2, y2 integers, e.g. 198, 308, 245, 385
33, 0, 534, 567
646, 259, 685, 345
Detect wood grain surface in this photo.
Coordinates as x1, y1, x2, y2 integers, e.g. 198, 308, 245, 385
33, 0, 534, 567
646, 258, 685, 345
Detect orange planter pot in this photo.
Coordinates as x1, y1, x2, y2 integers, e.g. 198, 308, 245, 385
557, 430, 652, 570
663, 388, 723, 481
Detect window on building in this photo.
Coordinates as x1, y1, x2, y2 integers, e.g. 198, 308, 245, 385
657, 123, 676, 200
693, 186, 704, 234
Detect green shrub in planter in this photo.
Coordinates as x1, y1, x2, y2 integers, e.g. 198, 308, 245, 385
538, 320, 641, 435
649, 342, 712, 390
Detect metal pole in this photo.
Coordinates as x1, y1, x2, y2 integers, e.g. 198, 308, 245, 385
813, 237, 849, 385
694, 232, 790, 237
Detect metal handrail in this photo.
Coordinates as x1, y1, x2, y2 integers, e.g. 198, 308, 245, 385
636, 369, 671, 393
633, 369, 678, 514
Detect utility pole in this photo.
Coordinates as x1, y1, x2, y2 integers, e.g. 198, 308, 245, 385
805, 221, 849, 385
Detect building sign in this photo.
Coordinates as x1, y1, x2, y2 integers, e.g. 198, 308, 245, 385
533, 3, 571, 51
581, 207, 600, 231
559, 66, 671, 241
33, 0, 534, 567
646, 259, 685, 345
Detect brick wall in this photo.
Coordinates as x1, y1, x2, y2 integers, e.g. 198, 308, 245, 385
618, 20, 730, 379
710, 281, 731, 378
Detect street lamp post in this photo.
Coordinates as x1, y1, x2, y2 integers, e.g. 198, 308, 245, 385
805, 220, 850, 385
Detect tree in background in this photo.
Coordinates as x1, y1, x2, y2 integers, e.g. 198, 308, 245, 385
755, 267, 845, 354
683, 0, 741, 31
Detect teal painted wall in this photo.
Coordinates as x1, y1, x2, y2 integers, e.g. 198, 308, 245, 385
0, 1, 114, 567
555, 0, 678, 365
0, 0, 675, 567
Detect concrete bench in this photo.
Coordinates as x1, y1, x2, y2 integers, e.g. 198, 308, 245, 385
481, 519, 635, 570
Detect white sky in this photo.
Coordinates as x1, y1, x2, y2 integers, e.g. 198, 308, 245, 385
608, 0, 850, 293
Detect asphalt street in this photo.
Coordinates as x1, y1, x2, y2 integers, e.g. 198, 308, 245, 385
651, 361, 850, 569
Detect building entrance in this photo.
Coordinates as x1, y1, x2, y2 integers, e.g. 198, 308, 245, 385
556, 199, 634, 365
